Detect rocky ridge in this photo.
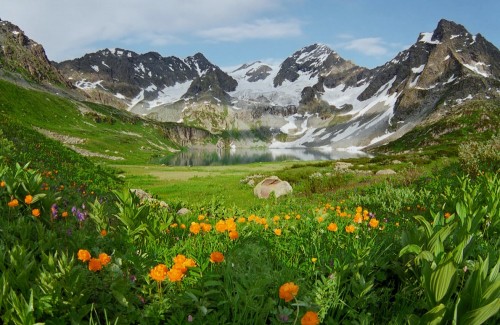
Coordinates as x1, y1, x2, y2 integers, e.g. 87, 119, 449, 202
0, 19, 70, 86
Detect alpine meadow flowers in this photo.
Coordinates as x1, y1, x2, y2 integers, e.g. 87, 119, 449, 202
7, 198, 19, 208
301, 311, 320, 325
210, 251, 224, 263
210, 252, 224, 263
77, 249, 91, 262
279, 282, 299, 302
149, 264, 168, 282
88, 258, 103, 272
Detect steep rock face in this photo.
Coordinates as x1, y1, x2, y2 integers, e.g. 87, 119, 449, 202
388, 19, 500, 122
182, 66, 237, 103
160, 124, 211, 146
0, 19, 70, 86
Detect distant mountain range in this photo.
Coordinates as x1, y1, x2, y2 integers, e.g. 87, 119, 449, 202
1, 18, 499, 150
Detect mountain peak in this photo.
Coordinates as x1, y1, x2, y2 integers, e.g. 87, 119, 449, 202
433, 19, 470, 42
293, 43, 337, 63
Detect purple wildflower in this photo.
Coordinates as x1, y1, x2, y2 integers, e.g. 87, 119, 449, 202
51, 204, 58, 218
76, 210, 86, 222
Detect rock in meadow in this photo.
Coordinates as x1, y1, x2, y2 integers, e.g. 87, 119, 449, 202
376, 169, 397, 175
253, 176, 293, 199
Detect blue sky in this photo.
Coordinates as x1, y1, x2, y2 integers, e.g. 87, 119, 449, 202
1, 0, 498, 69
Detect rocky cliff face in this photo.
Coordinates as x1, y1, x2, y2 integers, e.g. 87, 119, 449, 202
0, 19, 70, 86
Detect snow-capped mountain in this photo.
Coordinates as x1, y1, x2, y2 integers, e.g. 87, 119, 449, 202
51, 19, 500, 149
56, 50, 236, 111
264, 19, 500, 150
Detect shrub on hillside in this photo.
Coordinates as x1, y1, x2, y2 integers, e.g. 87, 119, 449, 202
458, 134, 500, 176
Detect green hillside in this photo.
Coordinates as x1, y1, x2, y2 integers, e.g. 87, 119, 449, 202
379, 99, 499, 157
0, 79, 185, 165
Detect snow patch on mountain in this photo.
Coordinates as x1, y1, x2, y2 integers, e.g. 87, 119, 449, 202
419, 32, 441, 45
228, 62, 318, 106
463, 61, 490, 78
76, 79, 105, 90
411, 64, 425, 74
322, 83, 369, 112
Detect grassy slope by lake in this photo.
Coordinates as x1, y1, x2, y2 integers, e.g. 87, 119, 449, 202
0, 79, 181, 165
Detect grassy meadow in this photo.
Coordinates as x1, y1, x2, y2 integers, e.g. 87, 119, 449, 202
0, 78, 499, 324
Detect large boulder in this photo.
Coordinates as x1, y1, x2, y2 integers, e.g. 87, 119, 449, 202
253, 176, 292, 199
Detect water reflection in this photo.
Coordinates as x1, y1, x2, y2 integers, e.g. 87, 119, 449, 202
159, 148, 370, 166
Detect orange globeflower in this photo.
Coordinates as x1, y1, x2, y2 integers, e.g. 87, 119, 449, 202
274, 228, 282, 236
173, 254, 187, 265
88, 258, 102, 272
32, 208, 41, 218
0, 180, 5, 187
183, 258, 197, 268
100, 229, 107, 236
172, 263, 187, 274
301, 311, 320, 325
327, 223, 338, 232
167, 268, 184, 282
149, 264, 168, 282
98, 253, 111, 266
215, 220, 227, 232
210, 251, 224, 263
189, 222, 201, 234
229, 230, 239, 240
24, 195, 33, 205
7, 199, 19, 208
200, 222, 212, 232
279, 282, 299, 302
77, 249, 91, 262
444, 212, 451, 219
61, 211, 69, 218
369, 218, 379, 228
345, 225, 355, 233
225, 219, 237, 232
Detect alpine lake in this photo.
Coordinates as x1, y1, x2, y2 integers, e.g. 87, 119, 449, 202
158, 147, 371, 166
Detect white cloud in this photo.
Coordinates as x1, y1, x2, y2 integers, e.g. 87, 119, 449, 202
0, 0, 294, 60
197, 19, 302, 42
341, 37, 389, 56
